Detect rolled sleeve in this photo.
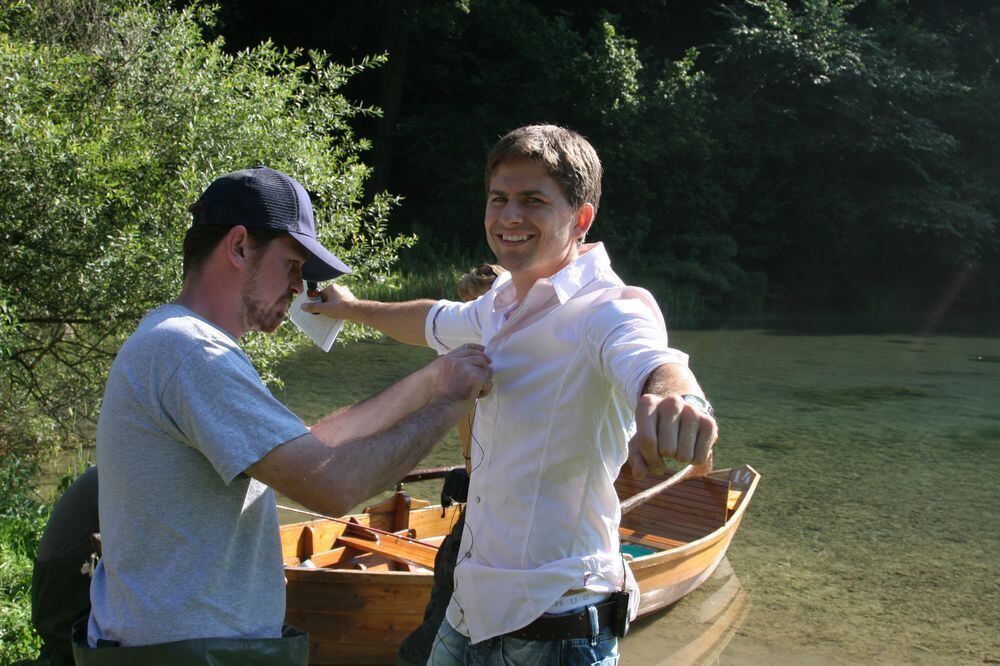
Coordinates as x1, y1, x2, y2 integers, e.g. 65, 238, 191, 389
425, 298, 484, 354
588, 297, 688, 406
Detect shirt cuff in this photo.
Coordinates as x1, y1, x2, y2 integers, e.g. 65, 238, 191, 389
424, 300, 451, 355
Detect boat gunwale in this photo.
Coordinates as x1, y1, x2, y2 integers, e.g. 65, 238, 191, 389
284, 567, 434, 583
281, 465, 759, 577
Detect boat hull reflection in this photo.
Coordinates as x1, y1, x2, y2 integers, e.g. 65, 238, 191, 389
622, 557, 751, 665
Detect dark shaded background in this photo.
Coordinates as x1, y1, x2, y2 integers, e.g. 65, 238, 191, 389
203, 0, 999, 332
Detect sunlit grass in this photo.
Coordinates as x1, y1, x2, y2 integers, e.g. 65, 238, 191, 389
352, 266, 467, 303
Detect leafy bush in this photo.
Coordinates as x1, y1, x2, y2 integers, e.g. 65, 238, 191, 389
0, 0, 413, 460
711, 0, 997, 315
0, 461, 49, 663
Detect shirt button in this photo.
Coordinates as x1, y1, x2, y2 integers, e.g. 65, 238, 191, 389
475, 496, 481, 503
465, 550, 472, 558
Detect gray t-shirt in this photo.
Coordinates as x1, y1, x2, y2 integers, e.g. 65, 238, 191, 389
88, 304, 309, 647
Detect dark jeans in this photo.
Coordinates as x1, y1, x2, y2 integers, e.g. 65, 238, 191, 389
429, 618, 619, 666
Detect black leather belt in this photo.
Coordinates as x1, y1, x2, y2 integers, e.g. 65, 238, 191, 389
506, 599, 618, 641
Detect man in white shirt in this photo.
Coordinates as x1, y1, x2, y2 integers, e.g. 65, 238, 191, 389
304, 126, 717, 664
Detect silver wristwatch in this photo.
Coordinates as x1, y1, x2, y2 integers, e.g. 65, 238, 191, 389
681, 394, 714, 417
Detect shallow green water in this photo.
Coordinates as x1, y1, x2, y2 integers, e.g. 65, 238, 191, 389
273, 331, 1000, 664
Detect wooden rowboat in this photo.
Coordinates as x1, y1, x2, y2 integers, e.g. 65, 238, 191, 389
278, 464, 760, 665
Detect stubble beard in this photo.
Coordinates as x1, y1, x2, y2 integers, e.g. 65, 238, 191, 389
489, 236, 530, 274
240, 263, 288, 334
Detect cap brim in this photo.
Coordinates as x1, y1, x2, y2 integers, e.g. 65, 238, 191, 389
290, 231, 352, 281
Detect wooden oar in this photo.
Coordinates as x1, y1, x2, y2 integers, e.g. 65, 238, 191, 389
335, 534, 438, 569
620, 464, 697, 516
277, 504, 440, 569
395, 463, 698, 519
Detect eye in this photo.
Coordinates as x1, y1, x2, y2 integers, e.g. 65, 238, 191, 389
489, 195, 507, 204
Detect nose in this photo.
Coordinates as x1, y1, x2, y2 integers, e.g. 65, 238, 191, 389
290, 269, 304, 294
499, 200, 523, 225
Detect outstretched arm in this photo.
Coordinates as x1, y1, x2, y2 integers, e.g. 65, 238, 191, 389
247, 345, 492, 516
302, 283, 434, 347
626, 363, 718, 479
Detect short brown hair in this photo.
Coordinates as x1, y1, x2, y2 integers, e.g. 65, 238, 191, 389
183, 201, 287, 277
485, 125, 603, 215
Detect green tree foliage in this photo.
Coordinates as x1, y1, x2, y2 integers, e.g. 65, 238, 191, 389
0, 0, 412, 463
353, 2, 763, 323
214, 0, 999, 330
711, 0, 996, 316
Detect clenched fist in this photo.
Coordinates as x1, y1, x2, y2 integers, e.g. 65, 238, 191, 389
627, 393, 717, 479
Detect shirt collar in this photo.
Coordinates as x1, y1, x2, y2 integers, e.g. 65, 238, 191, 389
550, 242, 610, 304
490, 242, 611, 314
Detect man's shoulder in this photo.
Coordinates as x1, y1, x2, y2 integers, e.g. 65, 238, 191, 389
572, 272, 652, 307
575, 282, 666, 332
118, 305, 246, 378
128, 305, 236, 351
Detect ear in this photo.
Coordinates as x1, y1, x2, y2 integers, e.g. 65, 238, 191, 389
573, 203, 595, 241
224, 225, 251, 271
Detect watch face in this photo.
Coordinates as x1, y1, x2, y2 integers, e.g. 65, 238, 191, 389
681, 394, 714, 417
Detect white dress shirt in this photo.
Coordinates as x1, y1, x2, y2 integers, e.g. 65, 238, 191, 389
424, 243, 688, 643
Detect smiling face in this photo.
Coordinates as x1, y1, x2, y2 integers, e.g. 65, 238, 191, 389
485, 158, 593, 297
240, 235, 308, 333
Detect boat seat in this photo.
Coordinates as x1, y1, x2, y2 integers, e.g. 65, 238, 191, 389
619, 528, 686, 551
303, 546, 348, 568
616, 475, 730, 543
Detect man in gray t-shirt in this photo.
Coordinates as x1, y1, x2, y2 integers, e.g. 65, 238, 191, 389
82, 166, 492, 663
89, 304, 305, 647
